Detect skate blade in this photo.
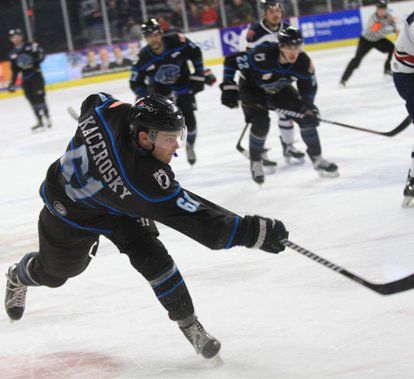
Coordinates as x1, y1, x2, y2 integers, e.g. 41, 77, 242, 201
401, 197, 414, 208
31, 126, 46, 133
317, 170, 340, 178
264, 166, 276, 175
285, 156, 305, 165
209, 354, 224, 367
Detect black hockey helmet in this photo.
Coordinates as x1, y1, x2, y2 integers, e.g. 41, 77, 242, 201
260, 0, 282, 10
141, 17, 162, 37
130, 94, 186, 144
278, 26, 303, 46
376, 0, 387, 8
8, 28, 23, 38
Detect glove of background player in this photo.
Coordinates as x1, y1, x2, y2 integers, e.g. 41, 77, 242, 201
7, 82, 16, 93
204, 68, 217, 86
219, 80, 239, 109
244, 215, 289, 254
190, 73, 205, 94
300, 103, 320, 128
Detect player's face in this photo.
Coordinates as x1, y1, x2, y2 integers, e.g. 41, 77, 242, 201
264, 6, 282, 27
377, 8, 387, 17
10, 34, 23, 46
145, 32, 163, 51
280, 45, 301, 63
152, 129, 186, 164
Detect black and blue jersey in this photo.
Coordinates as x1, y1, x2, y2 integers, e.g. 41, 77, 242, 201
224, 42, 317, 105
41, 93, 245, 250
8, 42, 45, 85
130, 33, 204, 98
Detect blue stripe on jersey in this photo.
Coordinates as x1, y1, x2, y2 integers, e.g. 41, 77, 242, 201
40, 181, 112, 234
94, 100, 183, 203
226, 215, 240, 249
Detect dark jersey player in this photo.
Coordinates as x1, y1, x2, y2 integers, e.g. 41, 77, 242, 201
240, 0, 305, 166
220, 26, 339, 184
7, 28, 52, 131
130, 18, 206, 166
5, 93, 288, 360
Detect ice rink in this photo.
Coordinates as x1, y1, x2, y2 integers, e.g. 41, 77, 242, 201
1, 45, 414, 378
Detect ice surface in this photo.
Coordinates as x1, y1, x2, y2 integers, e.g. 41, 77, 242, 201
0, 46, 413, 378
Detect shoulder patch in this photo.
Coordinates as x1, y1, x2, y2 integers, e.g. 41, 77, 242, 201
153, 169, 171, 189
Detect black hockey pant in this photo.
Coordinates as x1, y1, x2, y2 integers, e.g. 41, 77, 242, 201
16, 207, 195, 322
176, 93, 197, 146
23, 73, 49, 123
341, 36, 394, 82
241, 86, 322, 160
393, 73, 414, 121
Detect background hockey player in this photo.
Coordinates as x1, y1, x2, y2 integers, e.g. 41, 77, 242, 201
220, 26, 338, 184
391, 11, 414, 207
130, 18, 206, 166
239, 0, 305, 166
7, 28, 52, 131
5, 93, 288, 360
340, 0, 398, 86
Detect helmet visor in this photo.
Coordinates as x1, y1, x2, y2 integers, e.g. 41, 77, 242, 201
153, 126, 187, 149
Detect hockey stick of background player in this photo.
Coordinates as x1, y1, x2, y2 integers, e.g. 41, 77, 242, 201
282, 239, 414, 295
274, 108, 411, 138
67, 106, 79, 121
236, 122, 250, 159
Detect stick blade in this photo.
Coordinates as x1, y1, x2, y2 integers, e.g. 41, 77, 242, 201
367, 273, 414, 295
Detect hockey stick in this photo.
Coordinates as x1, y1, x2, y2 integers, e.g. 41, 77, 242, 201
67, 106, 79, 121
282, 239, 414, 295
235, 122, 250, 159
274, 108, 411, 137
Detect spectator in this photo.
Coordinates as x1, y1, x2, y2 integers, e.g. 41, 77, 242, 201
124, 16, 142, 42
200, 1, 220, 28
228, 0, 255, 26
168, 0, 184, 31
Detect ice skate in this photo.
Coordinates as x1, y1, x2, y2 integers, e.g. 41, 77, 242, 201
30, 122, 45, 132
186, 143, 196, 165
401, 170, 414, 207
280, 137, 305, 165
180, 319, 221, 359
5, 264, 27, 322
250, 160, 264, 184
310, 155, 339, 178
261, 151, 277, 174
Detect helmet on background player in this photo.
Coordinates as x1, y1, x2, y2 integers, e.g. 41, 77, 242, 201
141, 18, 162, 37
278, 26, 303, 47
129, 94, 187, 148
259, 0, 282, 11
376, 0, 388, 9
8, 28, 23, 39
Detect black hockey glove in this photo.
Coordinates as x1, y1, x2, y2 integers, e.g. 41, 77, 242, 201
244, 215, 289, 254
190, 73, 205, 94
219, 80, 239, 109
300, 104, 320, 128
204, 68, 217, 86
7, 82, 15, 93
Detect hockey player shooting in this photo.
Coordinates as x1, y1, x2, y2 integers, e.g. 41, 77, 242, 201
4, 93, 288, 359
220, 26, 339, 184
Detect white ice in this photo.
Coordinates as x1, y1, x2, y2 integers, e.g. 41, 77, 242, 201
0, 46, 413, 379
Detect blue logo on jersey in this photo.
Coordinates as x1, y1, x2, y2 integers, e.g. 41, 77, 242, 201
16, 54, 34, 70
155, 64, 180, 84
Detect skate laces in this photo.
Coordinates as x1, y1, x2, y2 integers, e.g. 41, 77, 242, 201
184, 321, 211, 353
5, 268, 27, 309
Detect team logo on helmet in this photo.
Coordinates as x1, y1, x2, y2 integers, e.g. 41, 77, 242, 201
153, 169, 170, 189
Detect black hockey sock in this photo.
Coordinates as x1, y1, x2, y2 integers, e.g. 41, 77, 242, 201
300, 127, 321, 157
148, 262, 195, 321
15, 252, 40, 286
249, 131, 266, 161
187, 129, 196, 145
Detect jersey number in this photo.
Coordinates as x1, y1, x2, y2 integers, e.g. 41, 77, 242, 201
176, 191, 200, 213
236, 55, 249, 70
60, 144, 104, 201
